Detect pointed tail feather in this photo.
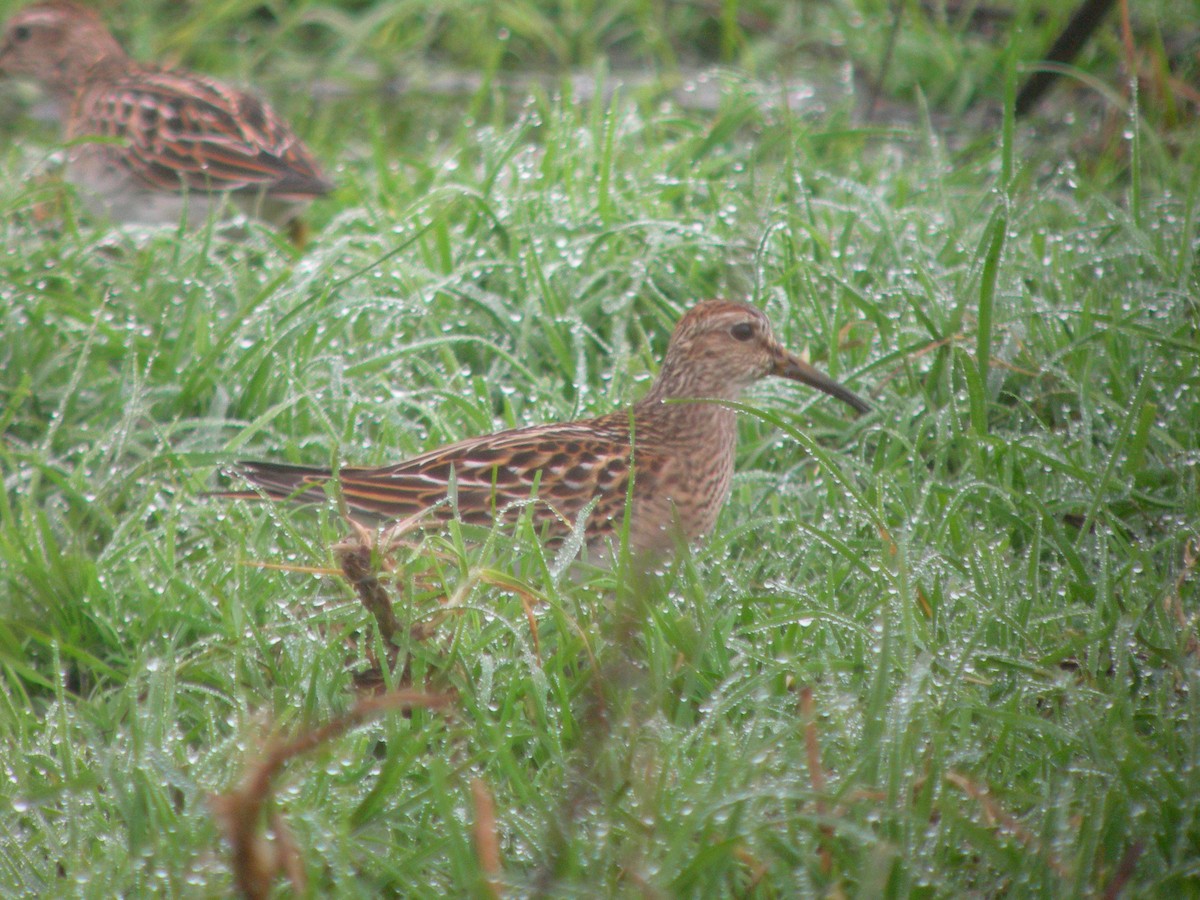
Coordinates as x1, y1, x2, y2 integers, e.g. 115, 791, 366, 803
209, 461, 336, 504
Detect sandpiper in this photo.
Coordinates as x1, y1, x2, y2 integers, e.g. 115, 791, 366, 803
222, 301, 869, 557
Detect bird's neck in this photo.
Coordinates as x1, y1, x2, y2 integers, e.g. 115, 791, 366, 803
636, 355, 746, 451
76, 56, 128, 88
633, 392, 739, 454
51, 42, 128, 99
640, 353, 745, 406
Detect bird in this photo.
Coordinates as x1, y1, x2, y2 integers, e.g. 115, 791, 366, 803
220, 301, 870, 559
0, 1, 332, 228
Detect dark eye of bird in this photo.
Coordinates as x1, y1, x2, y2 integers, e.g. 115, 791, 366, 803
730, 322, 754, 341
12, 25, 31, 42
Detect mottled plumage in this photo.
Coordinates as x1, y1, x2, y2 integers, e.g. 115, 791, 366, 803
0, 1, 331, 226
223, 301, 870, 557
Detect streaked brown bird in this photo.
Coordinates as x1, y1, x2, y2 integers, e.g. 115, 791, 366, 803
222, 301, 870, 558
0, 0, 332, 228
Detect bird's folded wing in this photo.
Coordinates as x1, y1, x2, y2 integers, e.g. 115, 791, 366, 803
231, 418, 637, 531
76, 70, 332, 197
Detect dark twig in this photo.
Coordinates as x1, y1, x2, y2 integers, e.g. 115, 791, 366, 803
211, 691, 453, 900
471, 778, 503, 898
800, 686, 834, 875
1015, 0, 1119, 117
335, 533, 402, 645
867, 0, 906, 120
1102, 841, 1144, 900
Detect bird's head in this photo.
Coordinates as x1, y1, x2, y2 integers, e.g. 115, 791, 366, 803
0, 2, 126, 96
651, 300, 869, 413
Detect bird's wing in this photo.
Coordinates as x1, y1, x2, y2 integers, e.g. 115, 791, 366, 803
229, 416, 638, 538
73, 69, 332, 198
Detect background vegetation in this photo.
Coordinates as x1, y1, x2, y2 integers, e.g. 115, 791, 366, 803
1, 0, 1198, 895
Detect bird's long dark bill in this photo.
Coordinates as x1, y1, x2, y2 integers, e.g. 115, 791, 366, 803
774, 350, 870, 413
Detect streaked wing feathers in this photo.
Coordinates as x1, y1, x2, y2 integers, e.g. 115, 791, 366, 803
74, 69, 332, 197
233, 416, 637, 542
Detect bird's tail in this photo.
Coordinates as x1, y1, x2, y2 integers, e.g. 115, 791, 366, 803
209, 461, 335, 505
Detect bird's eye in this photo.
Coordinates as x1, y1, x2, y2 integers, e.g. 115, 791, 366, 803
730, 322, 755, 341
12, 25, 31, 42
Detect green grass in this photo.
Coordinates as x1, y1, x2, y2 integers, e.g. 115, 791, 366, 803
2, 0, 1199, 895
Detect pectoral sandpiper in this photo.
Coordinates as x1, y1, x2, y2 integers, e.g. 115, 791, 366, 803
0, 1, 332, 228
221, 301, 869, 558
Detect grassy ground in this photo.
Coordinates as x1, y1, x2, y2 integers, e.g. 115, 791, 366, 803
1, 0, 1199, 896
